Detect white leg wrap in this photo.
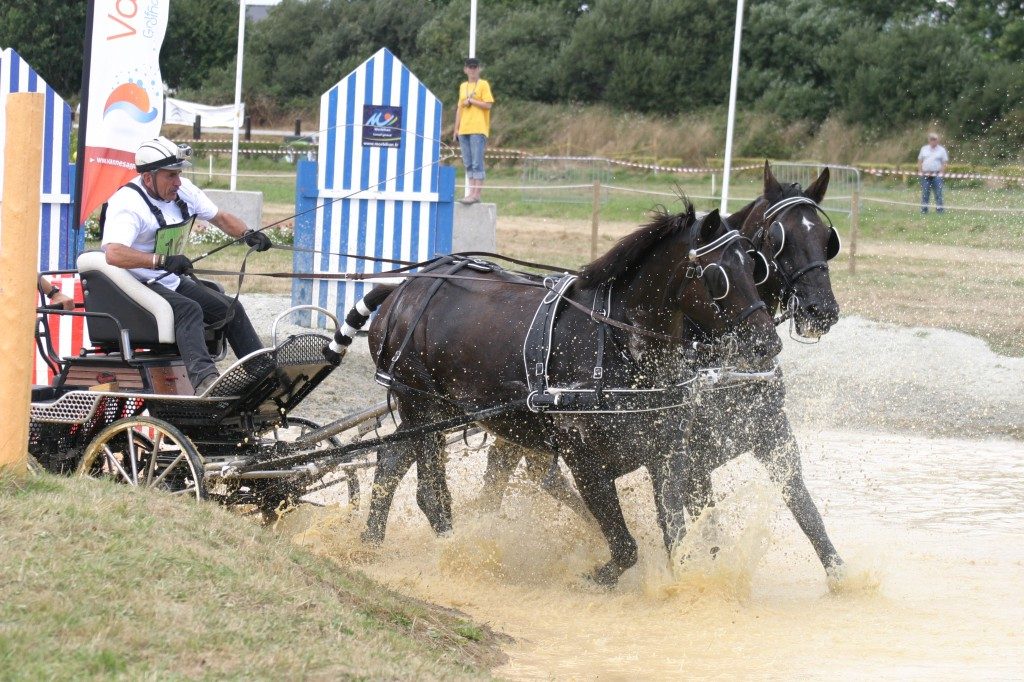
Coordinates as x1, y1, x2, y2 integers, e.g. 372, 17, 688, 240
340, 322, 359, 339
356, 300, 372, 316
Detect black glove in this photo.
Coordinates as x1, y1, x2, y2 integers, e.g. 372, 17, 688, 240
244, 229, 272, 252
162, 254, 194, 275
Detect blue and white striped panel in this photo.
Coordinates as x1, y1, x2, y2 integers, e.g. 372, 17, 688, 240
312, 47, 443, 321
0, 48, 75, 270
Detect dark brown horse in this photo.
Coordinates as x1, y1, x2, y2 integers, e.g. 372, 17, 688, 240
352, 203, 782, 584
678, 162, 845, 579
472, 162, 846, 580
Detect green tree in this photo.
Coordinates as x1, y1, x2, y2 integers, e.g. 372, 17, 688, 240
823, 22, 981, 128
0, 0, 86, 96
558, 0, 735, 113
162, 0, 238, 92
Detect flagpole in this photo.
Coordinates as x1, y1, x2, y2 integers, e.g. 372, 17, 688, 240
229, 0, 246, 192
469, 0, 477, 57
720, 0, 745, 216
73, 0, 98, 228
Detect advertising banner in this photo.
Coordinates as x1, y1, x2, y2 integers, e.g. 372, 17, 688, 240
164, 96, 241, 129
77, 0, 169, 224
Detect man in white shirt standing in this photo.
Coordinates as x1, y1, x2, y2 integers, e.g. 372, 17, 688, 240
101, 137, 272, 394
917, 132, 949, 214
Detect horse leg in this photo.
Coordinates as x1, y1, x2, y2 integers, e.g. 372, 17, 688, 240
478, 438, 525, 512
570, 461, 638, 586
755, 422, 844, 577
520, 451, 594, 523
649, 449, 689, 553
414, 432, 453, 536
362, 439, 417, 545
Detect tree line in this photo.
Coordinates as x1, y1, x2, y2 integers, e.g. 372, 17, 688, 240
3, 0, 1023, 157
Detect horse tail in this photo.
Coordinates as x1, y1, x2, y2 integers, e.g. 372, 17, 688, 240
325, 285, 398, 363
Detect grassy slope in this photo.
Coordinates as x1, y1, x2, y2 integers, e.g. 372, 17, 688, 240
0, 474, 503, 680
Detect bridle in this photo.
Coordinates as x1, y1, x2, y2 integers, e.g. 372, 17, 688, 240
750, 194, 841, 326
673, 229, 767, 349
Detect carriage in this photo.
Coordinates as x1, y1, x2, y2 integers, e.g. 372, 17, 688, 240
28, 254, 394, 519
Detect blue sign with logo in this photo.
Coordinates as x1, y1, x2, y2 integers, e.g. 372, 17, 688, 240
362, 105, 402, 148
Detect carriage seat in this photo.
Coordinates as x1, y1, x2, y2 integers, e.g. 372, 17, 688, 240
77, 251, 226, 356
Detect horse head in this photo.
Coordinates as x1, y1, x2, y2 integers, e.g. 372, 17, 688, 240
739, 161, 841, 338
579, 200, 781, 367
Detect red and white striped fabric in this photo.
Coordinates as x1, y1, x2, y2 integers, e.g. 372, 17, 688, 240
34, 273, 89, 386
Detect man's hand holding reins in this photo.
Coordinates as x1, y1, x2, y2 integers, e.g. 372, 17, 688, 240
244, 229, 273, 252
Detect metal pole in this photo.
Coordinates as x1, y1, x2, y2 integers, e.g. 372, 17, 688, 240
0, 93, 45, 476
590, 180, 601, 260
469, 0, 478, 57
720, 0, 745, 215
849, 189, 860, 275
229, 0, 246, 192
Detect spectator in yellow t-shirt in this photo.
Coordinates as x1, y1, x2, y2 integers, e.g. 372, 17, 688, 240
452, 57, 494, 204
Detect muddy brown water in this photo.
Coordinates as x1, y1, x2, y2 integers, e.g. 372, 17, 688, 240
247, 298, 1023, 679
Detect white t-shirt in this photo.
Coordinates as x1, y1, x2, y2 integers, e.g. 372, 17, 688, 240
101, 176, 219, 291
918, 144, 949, 173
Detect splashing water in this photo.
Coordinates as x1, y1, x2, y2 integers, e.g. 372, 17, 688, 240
283, 429, 1023, 680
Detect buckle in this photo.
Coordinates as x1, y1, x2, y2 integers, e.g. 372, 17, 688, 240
374, 370, 394, 388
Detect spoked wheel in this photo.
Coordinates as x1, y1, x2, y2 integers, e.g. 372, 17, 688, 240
77, 417, 207, 500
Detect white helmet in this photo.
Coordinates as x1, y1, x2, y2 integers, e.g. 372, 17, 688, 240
135, 136, 193, 173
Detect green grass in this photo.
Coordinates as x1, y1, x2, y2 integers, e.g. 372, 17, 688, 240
0, 473, 504, 680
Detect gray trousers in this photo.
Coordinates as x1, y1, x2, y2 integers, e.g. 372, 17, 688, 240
149, 278, 263, 388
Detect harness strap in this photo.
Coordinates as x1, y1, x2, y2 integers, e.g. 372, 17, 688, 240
121, 182, 192, 230
383, 258, 472, 383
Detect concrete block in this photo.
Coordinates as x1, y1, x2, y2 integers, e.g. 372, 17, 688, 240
204, 189, 264, 231
452, 202, 497, 253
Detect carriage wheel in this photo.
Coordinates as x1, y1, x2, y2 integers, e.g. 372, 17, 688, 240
77, 417, 207, 500
268, 416, 361, 509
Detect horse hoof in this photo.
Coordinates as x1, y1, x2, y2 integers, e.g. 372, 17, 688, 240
584, 563, 622, 587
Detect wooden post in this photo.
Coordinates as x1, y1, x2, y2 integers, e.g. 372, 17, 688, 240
193, 114, 202, 140
849, 189, 859, 274
0, 93, 45, 476
590, 180, 601, 260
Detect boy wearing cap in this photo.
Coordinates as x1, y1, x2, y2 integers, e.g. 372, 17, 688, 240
917, 132, 949, 214
452, 57, 494, 204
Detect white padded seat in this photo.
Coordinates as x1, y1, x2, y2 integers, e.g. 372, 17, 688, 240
77, 251, 177, 345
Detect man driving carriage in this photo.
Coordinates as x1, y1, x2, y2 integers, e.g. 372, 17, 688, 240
100, 136, 272, 393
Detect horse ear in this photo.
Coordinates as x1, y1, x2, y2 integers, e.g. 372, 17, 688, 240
763, 160, 782, 197
699, 209, 722, 242
805, 166, 830, 204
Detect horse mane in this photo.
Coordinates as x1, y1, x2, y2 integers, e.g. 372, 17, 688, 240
725, 199, 758, 230
577, 199, 696, 288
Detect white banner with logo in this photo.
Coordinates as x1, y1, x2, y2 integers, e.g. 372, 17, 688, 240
79, 0, 169, 223
164, 96, 242, 129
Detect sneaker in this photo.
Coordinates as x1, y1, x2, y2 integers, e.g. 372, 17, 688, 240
458, 196, 480, 205
194, 373, 220, 395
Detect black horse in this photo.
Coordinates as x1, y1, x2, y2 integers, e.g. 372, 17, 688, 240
472, 162, 846, 580
352, 203, 782, 585
678, 162, 845, 579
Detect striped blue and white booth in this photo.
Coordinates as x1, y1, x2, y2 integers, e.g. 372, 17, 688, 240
0, 48, 81, 270
293, 47, 454, 328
